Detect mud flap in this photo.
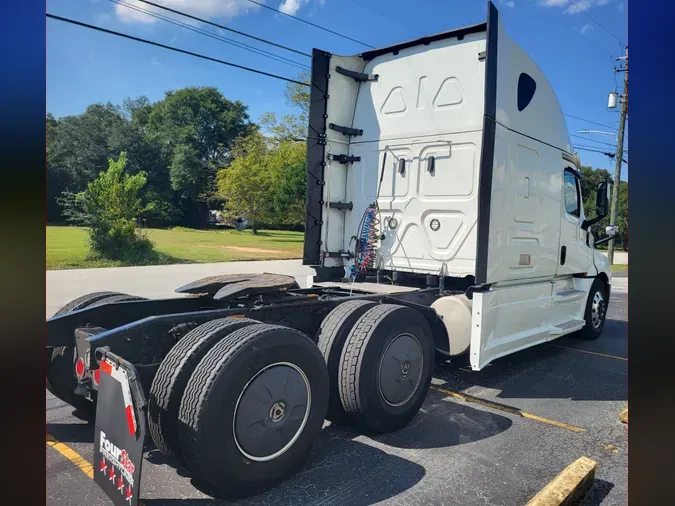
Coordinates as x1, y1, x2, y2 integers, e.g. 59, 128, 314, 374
93, 350, 146, 506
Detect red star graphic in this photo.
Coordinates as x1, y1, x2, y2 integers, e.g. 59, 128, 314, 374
108, 465, 116, 482
125, 485, 133, 504
99, 457, 107, 474
117, 475, 125, 492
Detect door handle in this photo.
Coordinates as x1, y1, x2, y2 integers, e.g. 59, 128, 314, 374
525, 177, 530, 198
560, 246, 567, 265
427, 156, 435, 174
398, 158, 406, 175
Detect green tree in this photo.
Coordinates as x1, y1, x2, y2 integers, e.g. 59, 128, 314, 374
268, 140, 307, 226
47, 102, 175, 224
579, 165, 628, 249
147, 87, 253, 200
259, 71, 309, 142
61, 152, 154, 260
216, 133, 271, 234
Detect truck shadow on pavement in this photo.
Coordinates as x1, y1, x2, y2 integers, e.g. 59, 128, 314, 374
434, 318, 627, 403
140, 396, 511, 505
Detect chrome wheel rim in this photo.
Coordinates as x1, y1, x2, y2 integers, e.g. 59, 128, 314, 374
591, 291, 606, 329
233, 362, 311, 462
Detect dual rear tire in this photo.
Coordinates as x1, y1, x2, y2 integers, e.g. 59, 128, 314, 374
148, 319, 329, 497
317, 302, 435, 433
148, 301, 434, 497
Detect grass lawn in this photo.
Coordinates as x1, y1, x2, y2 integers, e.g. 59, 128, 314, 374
611, 264, 628, 272
47, 226, 303, 270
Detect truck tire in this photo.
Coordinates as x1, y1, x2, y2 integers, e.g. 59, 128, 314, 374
178, 323, 329, 497
316, 300, 377, 423
47, 292, 145, 414
338, 304, 434, 433
576, 277, 608, 340
52, 291, 123, 316
148, 317, 260, 467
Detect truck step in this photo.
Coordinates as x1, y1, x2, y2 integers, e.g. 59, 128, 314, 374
550, 319, 585, 335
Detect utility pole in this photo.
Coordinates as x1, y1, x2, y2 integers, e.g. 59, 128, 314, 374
608, 46, 628, 266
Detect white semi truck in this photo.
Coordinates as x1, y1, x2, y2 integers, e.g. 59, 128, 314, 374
46, 3, 616, 503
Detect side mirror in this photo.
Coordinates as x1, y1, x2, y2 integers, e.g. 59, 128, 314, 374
581, 180, 611, 231
595, 181, 609, 218
606, 225, 619, 237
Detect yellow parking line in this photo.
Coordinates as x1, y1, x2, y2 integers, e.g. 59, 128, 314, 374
547, 344, 627, 361
429, 386, 585, 433
47, 434, 148, 504
46, 433, 94, 478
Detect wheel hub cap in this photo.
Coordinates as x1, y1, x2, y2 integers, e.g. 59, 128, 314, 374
591, 291, 606, 329
269, 401, 286, 423
378, 333, 424, 407
233, 363, 310, 462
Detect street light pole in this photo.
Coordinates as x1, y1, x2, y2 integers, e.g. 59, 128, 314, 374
608, 46, 628, 266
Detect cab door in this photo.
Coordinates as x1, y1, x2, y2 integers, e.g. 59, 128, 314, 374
556, 167, 591, 275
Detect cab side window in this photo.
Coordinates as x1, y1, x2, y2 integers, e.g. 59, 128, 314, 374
563, 169, 580, 218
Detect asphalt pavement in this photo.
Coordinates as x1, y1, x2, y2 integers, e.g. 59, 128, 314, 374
47, 264, 628, 506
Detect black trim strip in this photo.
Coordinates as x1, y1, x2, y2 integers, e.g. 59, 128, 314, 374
303, 49, 331, 266
360, 21, 488, 61
475, 1, 499, 285
335, 66, 378, 82
328, 201, 354, 210
329, 123, 363, 136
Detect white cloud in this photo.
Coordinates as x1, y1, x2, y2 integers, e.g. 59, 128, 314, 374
580, 23, 593, 35
540, 0, 610, 15
93, 12, 111, 24
500, 0, 515, 7
150, 56, 161, 65
278, 0, 310, 16
115, 0, 260, 24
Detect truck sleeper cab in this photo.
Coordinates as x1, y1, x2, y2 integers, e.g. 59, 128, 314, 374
45, 3, 615, 503
303, 1, 612, 370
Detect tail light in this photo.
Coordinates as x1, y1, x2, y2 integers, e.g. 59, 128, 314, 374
75, 357, 86, 379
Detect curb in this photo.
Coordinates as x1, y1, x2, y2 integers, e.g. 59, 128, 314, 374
525, 456, 597, 506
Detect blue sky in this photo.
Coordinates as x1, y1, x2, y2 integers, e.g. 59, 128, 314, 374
47, 0, 627, 179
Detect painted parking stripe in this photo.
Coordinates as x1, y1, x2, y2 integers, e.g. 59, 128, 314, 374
547, 343, 627, 361
46, 433, 94, 479
429, 385, 585, 433
47, 434, 147, 505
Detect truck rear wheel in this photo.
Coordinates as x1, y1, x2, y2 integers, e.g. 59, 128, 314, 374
576, 277, 608, 340
148, 317, 260, 467
316, 300, 377, 423
178, 324, 329, 497
338, 304, 434, 433
48, 291, 141, 413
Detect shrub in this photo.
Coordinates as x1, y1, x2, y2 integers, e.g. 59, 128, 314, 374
59, 152, 155, 261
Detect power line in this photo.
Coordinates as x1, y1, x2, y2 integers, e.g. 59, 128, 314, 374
569, 133, 617, 148
111, 0, 309, 71
46, 14, 310, 87
574, 143, 626, 154
136, 0, 310, 58
244, 0, 375, 48
567, 0, 624, 46
564, 113, 618, 130
573, 146, 627, 163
